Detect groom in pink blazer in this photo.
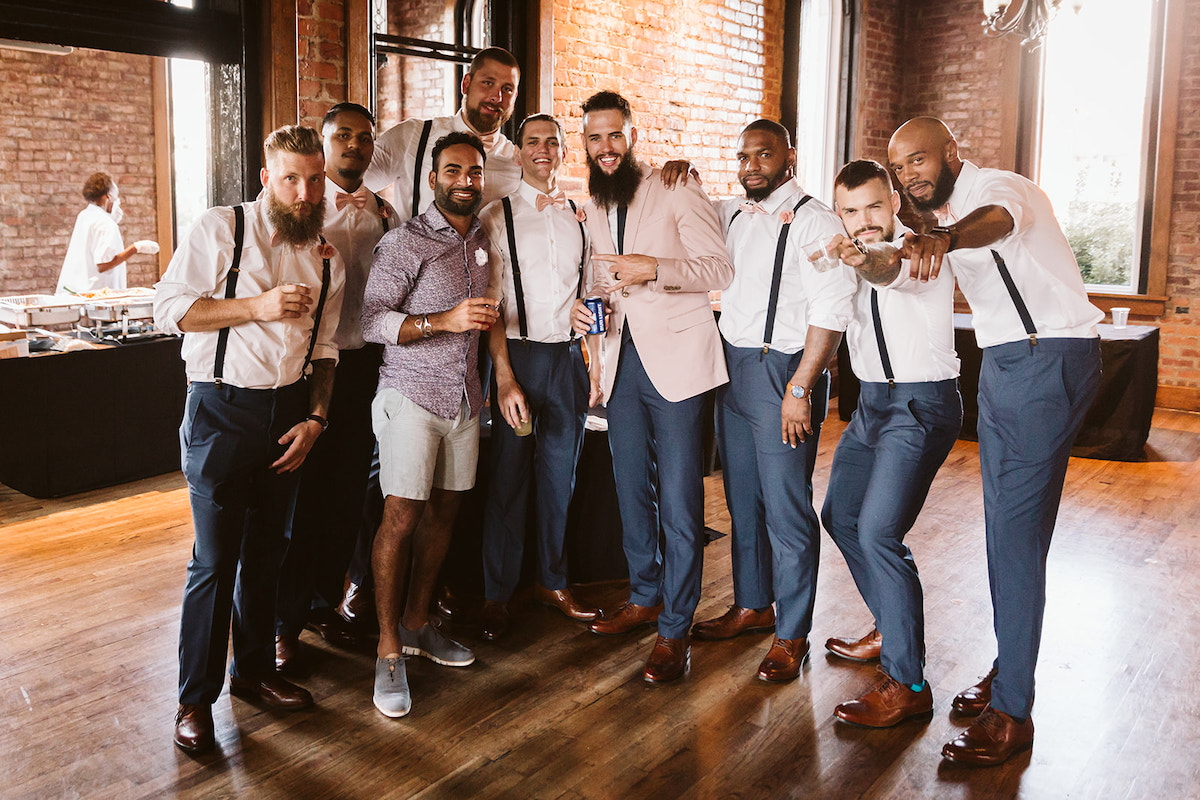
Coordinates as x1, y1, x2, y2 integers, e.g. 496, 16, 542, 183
571, 90, 733, 683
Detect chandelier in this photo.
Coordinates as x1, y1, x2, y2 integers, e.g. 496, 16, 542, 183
982, 0, 1084, 48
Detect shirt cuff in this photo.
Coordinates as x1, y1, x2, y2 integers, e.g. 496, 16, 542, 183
382, 310, 409, 344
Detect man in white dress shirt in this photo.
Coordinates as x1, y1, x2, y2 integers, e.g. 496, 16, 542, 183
154, 125, 345, 754
846, 117, 1102, 765
818, 159, 962, 728
56, 172, 156, 294
476, 114, 602, 640
365, 47, 522, 220
689, 119, 856, 682
275, 103, 397, 669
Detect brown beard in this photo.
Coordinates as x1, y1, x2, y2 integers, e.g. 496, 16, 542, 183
586, 149, 643, 210
267, 189, 326, 246
465, 102, 508, 136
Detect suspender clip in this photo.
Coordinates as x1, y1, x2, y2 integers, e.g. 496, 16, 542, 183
888, 378, 895, 388
761, 344, 770, 355
1029, 334, 1038, 346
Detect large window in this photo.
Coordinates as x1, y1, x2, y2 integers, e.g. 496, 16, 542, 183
794, 0, 845, 205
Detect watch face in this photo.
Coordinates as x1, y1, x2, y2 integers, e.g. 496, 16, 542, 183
790, 384, 806, 399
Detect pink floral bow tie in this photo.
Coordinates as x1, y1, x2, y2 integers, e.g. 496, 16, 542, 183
336, 190, 368, 211
739, 201, 768, 214
536, 192, 567, 212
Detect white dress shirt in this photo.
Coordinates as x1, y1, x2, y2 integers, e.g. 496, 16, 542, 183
940, 160, 1102, 348
154, 200, 345, 389
320, 177, 395, 350
364, 109, 522, 221
57, 204, 126, 294
479, 181, 588, 343
845, 224, 960, 383
717, 178, 857, 353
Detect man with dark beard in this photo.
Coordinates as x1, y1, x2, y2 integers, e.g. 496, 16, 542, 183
361, 132, 499, 717
844, 117, 1102, 765
570, 91, 733, 683
688, 120, 856, 682
365, 47, 522, 220
154, 125, 346, 753
274, 103, 398, 670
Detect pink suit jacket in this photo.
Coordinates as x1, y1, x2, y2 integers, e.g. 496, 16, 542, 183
584, 164, 734, 403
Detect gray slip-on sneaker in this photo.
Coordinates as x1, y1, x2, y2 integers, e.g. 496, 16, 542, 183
400, 621, 475, 667
373, 656, 411, 718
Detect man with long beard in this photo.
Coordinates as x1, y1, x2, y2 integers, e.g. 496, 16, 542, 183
571, 91, 733, 683
845, 117, 1102, 765
361, 132, 499, 717
365, 47, 522, 220
688, 120, 856, 682
155, 125, 346, 753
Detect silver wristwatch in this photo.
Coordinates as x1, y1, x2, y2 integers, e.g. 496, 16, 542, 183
416, 315, 433, 338
787, 382, 810, 401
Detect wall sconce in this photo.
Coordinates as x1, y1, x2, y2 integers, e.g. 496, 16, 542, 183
982, 0, 1083, 48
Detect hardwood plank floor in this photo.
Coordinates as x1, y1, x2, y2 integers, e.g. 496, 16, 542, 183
2, 406, 1199, 799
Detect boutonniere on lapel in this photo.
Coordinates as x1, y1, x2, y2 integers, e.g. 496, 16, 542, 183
575, 207, 587, 222
315, 241, 336, 259
779, 210, 795, 224
475, 247, 488, 266
378, 205, 391, 220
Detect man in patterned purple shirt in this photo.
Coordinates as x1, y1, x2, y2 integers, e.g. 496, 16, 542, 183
361, 131, 499, 718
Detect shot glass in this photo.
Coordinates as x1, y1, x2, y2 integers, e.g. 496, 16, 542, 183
805, 237, 841, 273
1111, 307, 1130, 329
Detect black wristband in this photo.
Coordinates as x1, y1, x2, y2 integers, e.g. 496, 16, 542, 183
306, 413, 329, 431
931, 225, 959, 250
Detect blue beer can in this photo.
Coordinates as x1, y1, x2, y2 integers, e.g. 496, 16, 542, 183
584, 296, 607, 334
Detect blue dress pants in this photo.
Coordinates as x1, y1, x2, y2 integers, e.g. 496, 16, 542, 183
821, 378, 962, 685
977, 337, 1100, 718
606, 333, 708, 639
716, 342, 828, 640
482, 340, 589, 602
178, 380, 307, 705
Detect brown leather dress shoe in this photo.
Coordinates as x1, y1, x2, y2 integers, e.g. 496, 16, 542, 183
229, 674, 314, 710
306, 607, 362, 648
588, 600, 662, 635
275, 634, 301, 672
756, 637, 810, 681
643, 635, 690, 683
533, 585, 600, 621
941, 707, 1034, 766
952, 666, 998, 716
174, 703, 215, 753
824, 628, 882, 662
338, 580, 374, 626
480, 600, 510, 641
834, 669, 934, 727
691, 605, 776, 641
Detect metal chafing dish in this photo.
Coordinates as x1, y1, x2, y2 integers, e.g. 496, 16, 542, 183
79, 288, 159, 340
0, 294, 85, 328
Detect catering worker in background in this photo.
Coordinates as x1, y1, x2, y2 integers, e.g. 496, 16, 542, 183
274, 103, 397, 671
154, 125, 345, 754
476, 113, 602, 641
57, 171, 158, 294
873, 117, 1102, 766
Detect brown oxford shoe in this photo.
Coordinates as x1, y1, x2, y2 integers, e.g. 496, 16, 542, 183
229, 674, 314, 711
588, 600, 662, 636
480, 600, 510, 641
834, 669, 934, 727
952, 666, 998, 716
275, 634, 301, 672
643, 635, 690, 683
306, 607, 362, 648
941, 706, 1034, 766
533, 585, 600, 621
824, 628, 882, 662
756, 637, 810, 682
173, 703, 215, 753
337, 580, 374, 626
691, 605, 776, 641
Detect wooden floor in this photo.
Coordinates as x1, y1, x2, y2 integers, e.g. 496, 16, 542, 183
3, 406, 1200, 799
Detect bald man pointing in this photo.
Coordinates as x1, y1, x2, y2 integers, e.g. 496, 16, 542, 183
845, 117, 1102, 766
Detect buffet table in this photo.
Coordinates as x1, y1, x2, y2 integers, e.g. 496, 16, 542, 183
837, 314, 1159, 461
0, 337, 187, 497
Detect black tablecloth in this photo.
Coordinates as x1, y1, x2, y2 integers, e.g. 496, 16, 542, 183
0, 337, 187, 498
838, 316, 1159, 462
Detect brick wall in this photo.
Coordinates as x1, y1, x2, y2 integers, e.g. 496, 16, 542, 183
853, 0, 903, 163
551, 0, 786, 200
0, 48, 159, 296
298, 0, 348, 128
375, 0, 458, 133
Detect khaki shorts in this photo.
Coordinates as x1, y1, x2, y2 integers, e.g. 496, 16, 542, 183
372, 388, 480, 500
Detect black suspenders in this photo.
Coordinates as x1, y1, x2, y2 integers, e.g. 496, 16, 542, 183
501, 195, 588, 342
372, 192, 390, 235
212, 204, 332, 384
870, 288, 895, 387
410, 119, 433, 219
761, 195, 813, 353
990, 249, 1038, 345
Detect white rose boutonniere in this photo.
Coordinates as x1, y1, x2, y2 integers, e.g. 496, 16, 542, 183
475, 247, 488, 266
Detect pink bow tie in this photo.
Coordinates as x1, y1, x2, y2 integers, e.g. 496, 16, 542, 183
536, 192, 567, 212
336, 190, 368, 211
739, 201, 769, 214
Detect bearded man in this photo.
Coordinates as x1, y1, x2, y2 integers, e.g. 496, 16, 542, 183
154, 125, 346, 753
569, 90, 733, 684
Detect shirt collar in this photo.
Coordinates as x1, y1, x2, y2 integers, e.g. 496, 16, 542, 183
755, 177, 804, 214
944, 160, 980, 222
423, 201, 482, 240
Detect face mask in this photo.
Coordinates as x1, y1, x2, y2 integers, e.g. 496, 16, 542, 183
109, 197, 124, 225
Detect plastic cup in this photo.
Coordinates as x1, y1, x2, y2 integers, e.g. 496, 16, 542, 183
805, 238, 840, 273
1111, 307, 1130, 329
513, 416, 534, 437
